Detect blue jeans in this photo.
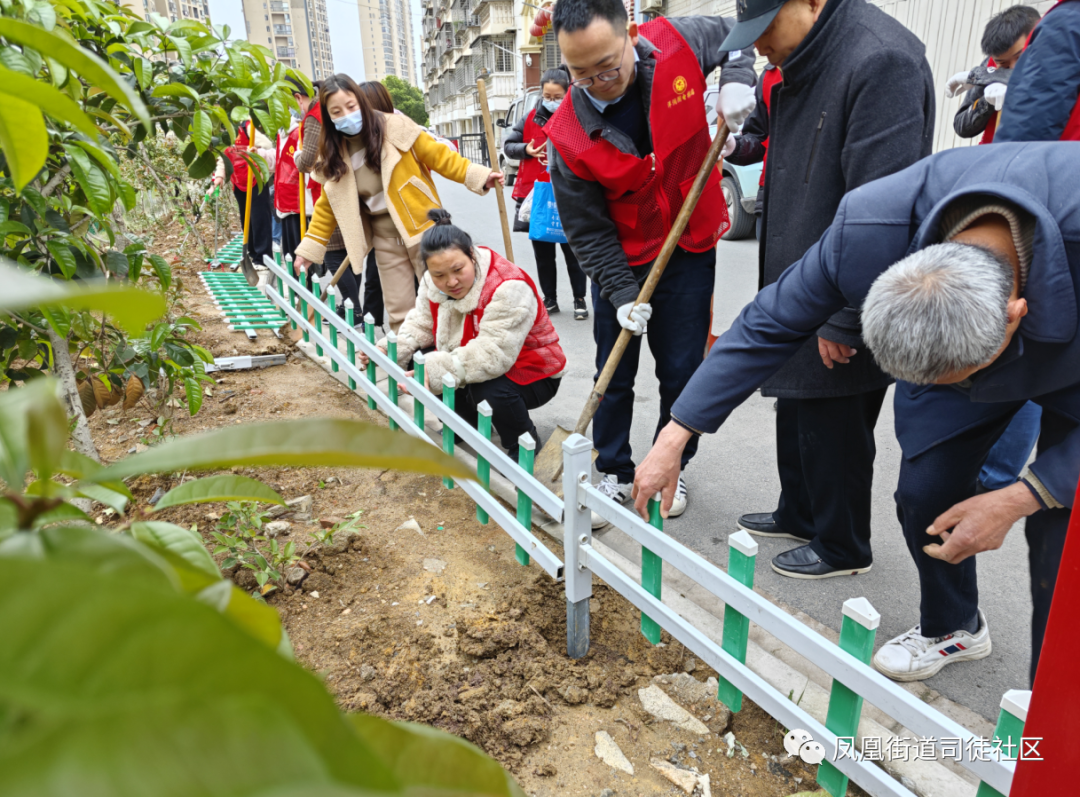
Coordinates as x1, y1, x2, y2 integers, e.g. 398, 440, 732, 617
978, 401, 1042, 490
895, 404, 1073, 684
591, 246, 715, 482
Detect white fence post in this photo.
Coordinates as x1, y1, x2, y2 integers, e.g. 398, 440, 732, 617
562, 433, 593, 659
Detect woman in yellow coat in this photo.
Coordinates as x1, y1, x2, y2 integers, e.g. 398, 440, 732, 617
294, 73, 504, 332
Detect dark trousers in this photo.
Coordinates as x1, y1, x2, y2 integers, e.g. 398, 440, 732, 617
323, 248, 350, 311
333, 250, 387, 326
280, 213, 303, 263
894, 405, 1074, 684
233, 184, 273, 268
533, 240, 587, 303
455, 375, 561, 461
591, 246, 715, 482
774, 388, 888, 568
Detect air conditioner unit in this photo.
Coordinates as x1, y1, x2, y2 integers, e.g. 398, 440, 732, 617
640, 0, 663, 11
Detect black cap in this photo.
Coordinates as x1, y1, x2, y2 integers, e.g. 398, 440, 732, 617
718, 0, 786, 52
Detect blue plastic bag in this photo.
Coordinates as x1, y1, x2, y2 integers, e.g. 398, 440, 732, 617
528, 181, 568, 244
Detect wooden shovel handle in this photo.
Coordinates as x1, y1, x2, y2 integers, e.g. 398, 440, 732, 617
573, 122, 731, 436
306, 255, 352, 324
477, 77, 515, 263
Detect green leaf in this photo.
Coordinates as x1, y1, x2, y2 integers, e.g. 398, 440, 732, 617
186, 149, 216, 179
105, 250, 129, 278
76, 481, 129, 514
26, 385, 68, 482
0, 94, 47, 192
350, 715, 528, 797
183, 376, 203, 415
191, 109, 211, 154
0, 65, 99, 138
151, 82, 200, 104
148, 253, 171, 291
168, 35, 192, 66
0, 221, 33, 238
46, 242, 77, 278
154, 475, 285, 512
0, 262, 166, 335
0, 378, 61, 488
131, 57, 151, 91
89, 419, 475, 483
26, 0, 57, 30
0, 555, 405, 795
0, 19, 151, 131
130, 520, 218, 577
72, 139, 123, 182
65, 145, 112, 216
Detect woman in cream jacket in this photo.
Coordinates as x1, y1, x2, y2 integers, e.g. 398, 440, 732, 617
293, 73, 503, 331
362, 210, 566, 461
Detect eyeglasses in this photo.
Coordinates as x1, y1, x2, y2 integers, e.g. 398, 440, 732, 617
570, 66, 623, 89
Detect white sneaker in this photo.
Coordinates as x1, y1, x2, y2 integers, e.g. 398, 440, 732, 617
667, 475, 688, 518
591, 474, 634, 529
872, 609, 991, 682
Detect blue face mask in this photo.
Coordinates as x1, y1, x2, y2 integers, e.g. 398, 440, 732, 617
333, 110, 363, 136
542, 98, 562, 113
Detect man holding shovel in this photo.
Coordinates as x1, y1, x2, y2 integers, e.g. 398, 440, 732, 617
546, 0, 756, 526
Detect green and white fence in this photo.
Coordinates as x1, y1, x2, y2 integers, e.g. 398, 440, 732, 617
260, 255, 1028, 797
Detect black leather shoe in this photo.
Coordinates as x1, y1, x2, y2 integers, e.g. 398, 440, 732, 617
737, 512, 810, 541
771, 544, 872, 580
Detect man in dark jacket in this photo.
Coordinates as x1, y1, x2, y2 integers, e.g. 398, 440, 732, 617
633, 142, 1080, 683
995, 0, 1080, 142
947, 5, 1042, 143
547, 0, 756, 527
717, 0, 935, 580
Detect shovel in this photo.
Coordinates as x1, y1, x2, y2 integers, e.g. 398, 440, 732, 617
532, 122, 732, 492
239, 121, 260, 287
285, 255, 352, 342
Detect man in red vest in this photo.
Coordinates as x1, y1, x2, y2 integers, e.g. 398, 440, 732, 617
547, 0, 756, 526
995, 0, 1080, 142
275, 77, 318, 263
214, 120, 276, 270
946, 5, 1042, 145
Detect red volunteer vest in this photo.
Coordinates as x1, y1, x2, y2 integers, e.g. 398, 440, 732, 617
302, 103, 323, 205
758, 65, 783, 186
512, 108, 552, 200
985, 0, 1080, 143
274, 125, 302, 214
428, 247, 566, 386
226, 121, 254, 190
546, 18, 729, 265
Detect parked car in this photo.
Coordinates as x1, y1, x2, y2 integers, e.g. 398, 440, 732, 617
705, 86, 762, 241
495, 88, 540, 187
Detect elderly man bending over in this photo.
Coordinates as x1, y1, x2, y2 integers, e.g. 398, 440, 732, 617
633, 142, 1080, 685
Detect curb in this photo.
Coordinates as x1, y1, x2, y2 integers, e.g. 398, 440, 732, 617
291, 336, 993, 797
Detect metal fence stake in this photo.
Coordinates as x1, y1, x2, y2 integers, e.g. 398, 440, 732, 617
387, 331, 399, 431
328, 288, 339, 373
642, 495, 663, 645
515, 433, 535, 566
562, 434, 593, 659
475, 399, 492, 524
818, 597, 881, 797
718, 530, 758, 712
299, 266, 309, 342
344, 299, 356, 389
976, 690, 1030, 797
312, 274, 323, 357
413, 352, 426, 429
441, 372, 456, 489
364, 313, 376, 410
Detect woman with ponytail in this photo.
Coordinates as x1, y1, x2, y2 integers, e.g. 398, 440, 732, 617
361, 210, 566, 460
502, 67, 589, 320
293, 73, 504, 332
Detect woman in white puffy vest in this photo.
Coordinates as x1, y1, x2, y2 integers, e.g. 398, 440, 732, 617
362, 209, 566, 459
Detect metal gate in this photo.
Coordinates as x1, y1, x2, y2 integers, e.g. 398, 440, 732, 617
456, 132, 489, 166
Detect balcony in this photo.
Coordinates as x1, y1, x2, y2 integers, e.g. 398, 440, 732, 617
270, 1, 287, 10
274, 25, 291, 34
277, 47, 296, 58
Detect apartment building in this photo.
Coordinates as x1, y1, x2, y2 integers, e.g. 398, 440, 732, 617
358, 0, 417, 84
421, 0, 518, 138
242, 0, 336, 81
136, 0, 211, 23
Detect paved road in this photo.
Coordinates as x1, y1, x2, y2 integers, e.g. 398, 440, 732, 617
431, 177, 1031, 721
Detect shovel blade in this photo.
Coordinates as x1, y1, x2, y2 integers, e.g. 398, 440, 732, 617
533, 425, 597, 497
240, 251, 259, 287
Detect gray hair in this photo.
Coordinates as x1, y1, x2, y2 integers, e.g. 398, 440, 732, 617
862, 243, 1014, 384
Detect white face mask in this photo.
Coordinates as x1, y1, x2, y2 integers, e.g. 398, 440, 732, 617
333, 109, 363, 136
542, 98, 562, 113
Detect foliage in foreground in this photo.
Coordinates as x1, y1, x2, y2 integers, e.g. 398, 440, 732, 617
0, 280, 521, 796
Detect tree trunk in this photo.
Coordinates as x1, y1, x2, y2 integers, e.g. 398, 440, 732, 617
48, 326, 100, 465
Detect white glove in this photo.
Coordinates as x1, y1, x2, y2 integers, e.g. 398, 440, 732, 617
616, 301, 652, 336
983, 82, 1007, 111
946, 70, 974, 98
717, 82, 756, 134
722, 133, 737, 159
